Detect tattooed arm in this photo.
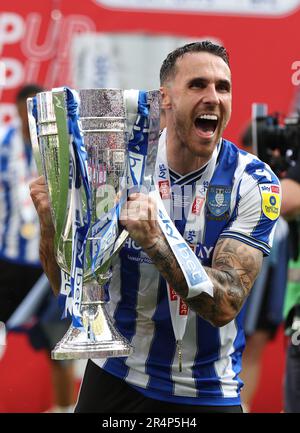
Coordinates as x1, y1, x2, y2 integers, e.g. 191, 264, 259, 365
121, 193, 263, 327
145, 235, 262, 327
203, 238, 263, 326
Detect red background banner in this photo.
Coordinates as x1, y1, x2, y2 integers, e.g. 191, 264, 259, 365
1, 1, 300, 144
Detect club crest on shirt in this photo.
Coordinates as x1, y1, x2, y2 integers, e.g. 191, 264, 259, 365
207, 185, 231, 217
259, 183, 280, 221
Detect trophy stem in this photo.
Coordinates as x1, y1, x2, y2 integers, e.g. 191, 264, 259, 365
51, 281, 132, 360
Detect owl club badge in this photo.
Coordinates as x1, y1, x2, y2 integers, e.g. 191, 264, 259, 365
207, 185, 231, 217
259, 184, 280, 221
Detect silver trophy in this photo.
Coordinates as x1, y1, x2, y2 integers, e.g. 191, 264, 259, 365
27, 87, 160, 360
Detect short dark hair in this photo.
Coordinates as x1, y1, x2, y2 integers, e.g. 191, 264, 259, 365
160, 40, 230, 85
15, 83, 44, 103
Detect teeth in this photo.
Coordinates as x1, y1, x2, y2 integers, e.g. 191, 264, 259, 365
199, 114, 218, 120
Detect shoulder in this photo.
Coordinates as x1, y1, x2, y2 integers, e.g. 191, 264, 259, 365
220, 139, 280, 204
222, 139, 279, 181
236, 148, 279, 191
223, 140, 281, 224
219, 139, 264, 180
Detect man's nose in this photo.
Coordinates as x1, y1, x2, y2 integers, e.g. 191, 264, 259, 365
202, 85, 219, 105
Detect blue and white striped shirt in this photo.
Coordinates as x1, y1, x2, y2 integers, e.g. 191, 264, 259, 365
0, 126, 40, 266
93, 138, 280, 406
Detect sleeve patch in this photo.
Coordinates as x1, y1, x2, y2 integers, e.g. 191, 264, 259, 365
259, 184, 280, 221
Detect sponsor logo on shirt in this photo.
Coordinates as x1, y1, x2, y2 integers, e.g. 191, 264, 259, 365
271, 185, 280, 194
158, 180, 170, 200
124, 238, 142, 251
124, 238, 214, 262
158, 163, 168, 179
172, 243, 207, 286
259, 183, 280, 221
192, 196, 205, 215
179, 298, 188, 316
169, 286, 178, 301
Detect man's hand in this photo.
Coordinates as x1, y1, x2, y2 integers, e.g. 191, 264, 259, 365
29, 175, 54, 237
120, 193, 162, 251
29, 176, 60, 295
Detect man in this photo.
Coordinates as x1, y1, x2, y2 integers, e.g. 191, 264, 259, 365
0, 84, 75, 413
30, 41, 280, 413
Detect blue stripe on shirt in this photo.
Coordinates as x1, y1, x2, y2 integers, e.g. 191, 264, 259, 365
104, 249, 140, 378
146, 278, 176, 394
1, 181, 11, 254
194, 317, 223, 397
230, 314, 246, 394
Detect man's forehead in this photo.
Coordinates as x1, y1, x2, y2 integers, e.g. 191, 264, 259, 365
176, 51, 231, 79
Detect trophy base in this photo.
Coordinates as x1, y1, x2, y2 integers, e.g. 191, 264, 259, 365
51, 302, 133, 360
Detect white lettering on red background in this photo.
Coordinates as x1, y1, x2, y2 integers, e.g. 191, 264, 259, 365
0, 11, 96, 123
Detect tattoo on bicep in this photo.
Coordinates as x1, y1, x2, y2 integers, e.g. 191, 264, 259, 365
186, 239, 263, 324
211, 238, 262, 309
147, 234, 262, 325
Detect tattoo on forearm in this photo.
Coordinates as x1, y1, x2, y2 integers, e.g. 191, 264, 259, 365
146, 235, 262, 327
146, 235, 189, 298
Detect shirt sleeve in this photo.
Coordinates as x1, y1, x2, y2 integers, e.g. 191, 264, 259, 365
219, 166, 281, 256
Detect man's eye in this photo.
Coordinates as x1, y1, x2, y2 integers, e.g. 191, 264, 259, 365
217, 84, 230, 92
189, 80, 206, 89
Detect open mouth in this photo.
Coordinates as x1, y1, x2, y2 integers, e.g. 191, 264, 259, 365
194, 114, 218, 137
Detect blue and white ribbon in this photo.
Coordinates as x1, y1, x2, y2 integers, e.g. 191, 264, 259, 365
59, 89, 153, 325
154, 129, 214, 299
91, 199, 123, 272
126, 90, 149, 188
152, 129, 215, 361
151, 186, 213, 298
65, 88, 92, 328
59, 270, 73, 318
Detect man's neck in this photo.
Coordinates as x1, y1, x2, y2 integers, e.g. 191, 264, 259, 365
167, 151, 209, 175
166, 138, 212, 175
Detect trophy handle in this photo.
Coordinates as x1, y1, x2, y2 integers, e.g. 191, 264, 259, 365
27, 97, 44, 176
51, 90, 73, 262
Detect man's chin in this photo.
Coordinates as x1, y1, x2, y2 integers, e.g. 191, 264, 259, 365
195, 135, 219, 153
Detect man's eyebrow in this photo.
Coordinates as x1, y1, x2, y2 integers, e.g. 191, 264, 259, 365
187, 77, 231, 88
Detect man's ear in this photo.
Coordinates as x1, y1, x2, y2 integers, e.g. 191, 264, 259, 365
160, 86, 171, 110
